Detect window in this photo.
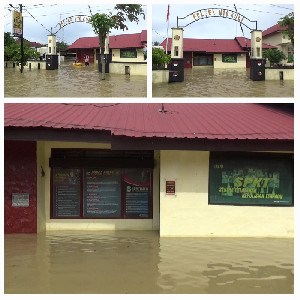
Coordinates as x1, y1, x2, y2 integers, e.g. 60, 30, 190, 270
209, 152, 293, 206
193, 54, 213, 66
120, 49, 137, 58
222, 54, 237, 63
51, 149, 154, 219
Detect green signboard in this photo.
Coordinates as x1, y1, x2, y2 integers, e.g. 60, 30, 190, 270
222, 54, 237, 63
209, 153, 293, 206
120, 49, 137, 58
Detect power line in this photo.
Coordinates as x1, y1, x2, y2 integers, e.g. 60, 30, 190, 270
23, 8, 52, 34
270, 4, 294, 11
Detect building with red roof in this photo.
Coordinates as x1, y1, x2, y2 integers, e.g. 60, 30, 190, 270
68, 30, 147, 75
262, 23, 293, 65
160, 37, 275, 68
4, 103, 294, 237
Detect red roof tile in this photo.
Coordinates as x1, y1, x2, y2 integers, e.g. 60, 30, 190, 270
161, 38, 247, 53
263, 24, 288, 37
4, 103, 293, 141
161, 37, 275, 53
235, 37, 276, 49
68, 30, 146, 50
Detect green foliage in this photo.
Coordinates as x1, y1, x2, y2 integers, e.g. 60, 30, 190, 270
152, 47, 171, 70
4, 32, 40, 64
90, 13, 116, 39
4, 32, 15, 47
263, 49, 286, 66
153, 41, 160, 46
57, 41, 69, 52
278, 14, 294, 46
90, 4, 145, 79
287, 53, 294, 64
112, 4, 145, 31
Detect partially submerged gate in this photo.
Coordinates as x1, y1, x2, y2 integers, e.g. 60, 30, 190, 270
169, 7, 265, 83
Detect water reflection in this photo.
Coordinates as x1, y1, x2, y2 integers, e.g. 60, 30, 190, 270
152, 68, 294, 98
4, 231, 293, 294
4, 60, 147, 98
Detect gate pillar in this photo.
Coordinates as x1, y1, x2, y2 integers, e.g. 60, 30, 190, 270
48, 34, 57, 55
46, 34, 58, 70
169, 28, 184, 82
250, 30, 265, 81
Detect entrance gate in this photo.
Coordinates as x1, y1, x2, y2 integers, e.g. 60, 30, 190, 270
45, 15, 110, 71
169, 8, 265, 82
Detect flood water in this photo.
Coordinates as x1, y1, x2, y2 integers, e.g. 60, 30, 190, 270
153, 68, 294, 98
4, 60, 147, 98
4, 231, 294, 294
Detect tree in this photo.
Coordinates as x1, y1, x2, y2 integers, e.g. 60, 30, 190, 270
263, 49, 286, 66
90, 4, 145, 80
57, 41, 69, 52
4, 32, 40, 64
153, 41, 160, 46
278, 13, 294, 46
152, 47, 171, 70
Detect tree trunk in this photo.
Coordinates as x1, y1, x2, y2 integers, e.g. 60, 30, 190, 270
99, 34, 106, 80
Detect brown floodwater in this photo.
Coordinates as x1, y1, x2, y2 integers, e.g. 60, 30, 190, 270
4, 231, 293, 294
153, 68, 294, 98
4, 60, 147, 98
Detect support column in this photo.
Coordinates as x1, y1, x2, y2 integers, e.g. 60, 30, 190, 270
46, 34, 58, 70
169, 28, 184, 83
98, 34, 110, 73
250, 30, 265, 81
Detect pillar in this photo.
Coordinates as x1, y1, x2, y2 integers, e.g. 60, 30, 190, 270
171, 28, 184, 59
47, 34, 57, 55
251, 30, 263, 59
250, 30, 265, 81
169, 28, 185, 83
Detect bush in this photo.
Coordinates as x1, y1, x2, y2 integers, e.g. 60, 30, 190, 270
152, 47, 170, 70
263, 49, 286, 66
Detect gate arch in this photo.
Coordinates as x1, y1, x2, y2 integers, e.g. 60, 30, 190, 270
177, 8, 258, 30
169, 7, 264, 83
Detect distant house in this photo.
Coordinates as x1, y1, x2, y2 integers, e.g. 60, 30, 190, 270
68, 30, 147, 75
160, 37, 275, 69
262, 23, 293, 65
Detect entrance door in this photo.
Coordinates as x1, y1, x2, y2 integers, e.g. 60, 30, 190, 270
183, 52, 192, 68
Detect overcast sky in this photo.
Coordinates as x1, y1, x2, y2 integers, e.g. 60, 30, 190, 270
4, 3, 147, 45
152, 3, 294, 44
3, 2, 294, 45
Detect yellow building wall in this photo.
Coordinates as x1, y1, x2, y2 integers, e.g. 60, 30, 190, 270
37, 141, 160, 232
109, 62, 147, 76
213, 54, 246, 68
112, 48, 145, 62
159, 150, 294, 238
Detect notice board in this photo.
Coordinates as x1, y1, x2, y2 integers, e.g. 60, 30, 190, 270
123, 169, 152, 218
53, 168, 81, 217
83, 169, 121, 218
209, 153, 293, 206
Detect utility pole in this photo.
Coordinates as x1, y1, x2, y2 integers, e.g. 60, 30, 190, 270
19, 4, 24, 73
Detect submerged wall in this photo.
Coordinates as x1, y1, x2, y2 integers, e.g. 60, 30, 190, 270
265, 68, 294, 80
152, 70, 169, 83
109, 62, 147, 76
159, 150, 294, 238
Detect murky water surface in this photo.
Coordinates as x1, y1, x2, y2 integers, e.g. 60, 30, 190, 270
153, 68, 294, 97
4, 231, 293, 294
4, 60, 147, 98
